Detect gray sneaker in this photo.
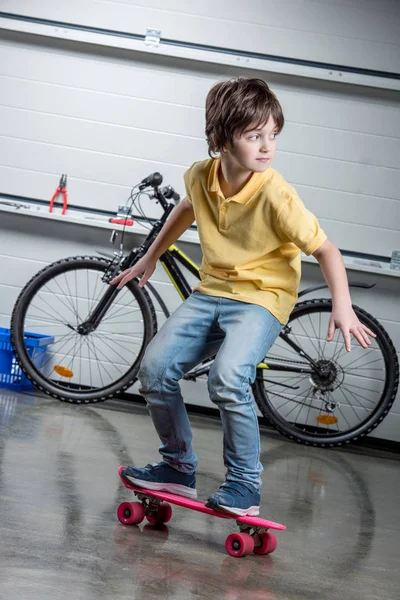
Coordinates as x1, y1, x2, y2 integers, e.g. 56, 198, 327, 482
205, 481, 260, 516
121, 462, 197, 499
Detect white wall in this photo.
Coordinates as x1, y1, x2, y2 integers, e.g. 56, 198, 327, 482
1, 0, 400, 72
0, 33, 399, 257
1, 0, 400, 258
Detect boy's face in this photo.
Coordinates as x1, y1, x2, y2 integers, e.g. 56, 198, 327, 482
223, 115, 278, 174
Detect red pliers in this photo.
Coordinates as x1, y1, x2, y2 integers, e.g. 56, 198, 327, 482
49, 174, 68, 214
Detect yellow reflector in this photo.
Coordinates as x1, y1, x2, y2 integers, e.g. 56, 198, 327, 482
53, 365, 74, 378
316, 414, 338, 425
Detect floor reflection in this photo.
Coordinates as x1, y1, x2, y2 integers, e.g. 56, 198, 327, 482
0, 391, 399, 600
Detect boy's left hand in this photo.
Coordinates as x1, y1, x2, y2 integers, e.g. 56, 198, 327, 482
328, 305, 376, 352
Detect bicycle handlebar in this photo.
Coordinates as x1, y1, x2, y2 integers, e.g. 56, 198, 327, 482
160, 185, 180, 203
137, 172, 180, 205
139, 171, 163, 189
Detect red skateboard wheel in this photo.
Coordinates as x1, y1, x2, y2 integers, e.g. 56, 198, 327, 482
253, 531, 277, 555
117, 501, 145, 525
225, 532, 255, 557
146, 501, 173, 525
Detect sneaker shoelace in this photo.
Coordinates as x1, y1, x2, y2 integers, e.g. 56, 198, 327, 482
218, 482, 256, 498
145, 462, 167, 472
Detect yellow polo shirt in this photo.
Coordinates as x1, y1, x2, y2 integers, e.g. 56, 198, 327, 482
184, 158, 327, 324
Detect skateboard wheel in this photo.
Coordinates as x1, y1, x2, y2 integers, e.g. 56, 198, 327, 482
225, 532, 255, 557
117, 501, 145, 525
146, 501, 173, 525
253, 532, 277, 555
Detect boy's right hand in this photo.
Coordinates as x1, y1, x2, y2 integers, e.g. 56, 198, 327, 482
110, 256, 156, 289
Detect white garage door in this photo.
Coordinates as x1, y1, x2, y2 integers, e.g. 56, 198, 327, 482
0, 1, 400, 258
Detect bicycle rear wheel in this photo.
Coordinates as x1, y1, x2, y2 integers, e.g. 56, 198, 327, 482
253, 299, 399, 447
11, 256, 157, 403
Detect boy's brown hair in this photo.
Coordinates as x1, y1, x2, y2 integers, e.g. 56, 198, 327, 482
205, 77, 284, 157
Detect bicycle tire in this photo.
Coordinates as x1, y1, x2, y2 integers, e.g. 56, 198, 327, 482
252, 299, 399, 447
11, 256, 157, 404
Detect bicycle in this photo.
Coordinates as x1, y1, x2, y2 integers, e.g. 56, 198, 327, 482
11, 173, 399, 447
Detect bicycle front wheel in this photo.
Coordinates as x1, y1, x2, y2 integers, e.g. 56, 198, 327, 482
11, 256, 157, 403
253, 299, 399, 447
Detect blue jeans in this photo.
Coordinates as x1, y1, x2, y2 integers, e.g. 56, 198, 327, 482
137, 292, 282, 488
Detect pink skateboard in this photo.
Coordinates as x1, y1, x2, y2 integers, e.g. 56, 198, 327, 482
117, 466, 286, 557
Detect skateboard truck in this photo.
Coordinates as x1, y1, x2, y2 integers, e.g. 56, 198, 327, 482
135, 492, 162, 517
237, 521, 268, 550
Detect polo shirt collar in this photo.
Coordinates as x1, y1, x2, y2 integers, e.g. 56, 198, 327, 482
207, 157, 272, 205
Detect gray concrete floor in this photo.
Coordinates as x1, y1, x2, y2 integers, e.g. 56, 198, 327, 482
0, 390, 399, 600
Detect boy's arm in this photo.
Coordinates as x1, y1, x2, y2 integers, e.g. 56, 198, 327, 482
312, 239, 376, 351
145, 197, 195, 260
111, 198, 195, 289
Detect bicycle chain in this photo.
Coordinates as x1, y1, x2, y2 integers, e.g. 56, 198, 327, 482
264, 355, 311, 366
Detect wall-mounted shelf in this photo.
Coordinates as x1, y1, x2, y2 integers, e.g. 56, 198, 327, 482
1, 200, 398, 279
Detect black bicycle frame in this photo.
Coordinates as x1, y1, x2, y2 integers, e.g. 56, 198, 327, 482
159, 246, 201, 301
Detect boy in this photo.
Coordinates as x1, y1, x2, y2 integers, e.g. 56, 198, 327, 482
111, 78, 374, 517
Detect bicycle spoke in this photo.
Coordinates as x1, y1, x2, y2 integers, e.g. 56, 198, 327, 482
331, 343, 348, 363
47, 276, 80, 323
62, 271, 81, 324
345, 366, 385, 373
100, 303, 143, 323
79, 333, 83, 386
44, 335, 80, 374
28, 299, 74, 327
57, 334, 84, 384
337, 387, 366, 425
86, 269, 98, 316
40, 332, 77, 370
79, 337, 102, 388
285, 327, 316, 361
339, 383, 376, 407
93, 332, 143, 352
342, 381, 382, 395
86, 337, 126, 378
97, 322, 145, 329
83, 337, 94, 389
342, 354, 383, 372
263, 372, 309, 393
297, 317, 322, 359
85, 337, 110, 387
273, 389, 313, 413
307, 313, 323, 359
331, 329, 342, 361
284, 387, 314, 421
294, 388, 315, 426
304, 387, 313, 428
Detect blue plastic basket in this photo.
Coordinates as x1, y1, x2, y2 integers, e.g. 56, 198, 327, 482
0, 327, 55, 391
